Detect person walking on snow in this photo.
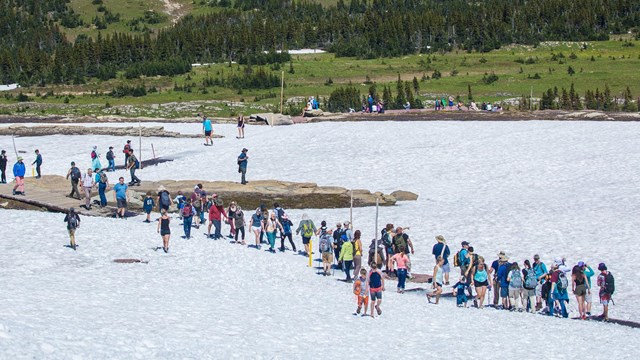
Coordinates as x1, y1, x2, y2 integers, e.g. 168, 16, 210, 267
237, 113, 245, 139
581, 261, 595, 316
32, 149, 42, 179
317, 221, 334, 275
113, 177, 129, 219
264, 211, 283, 252
279, 214, 296, 252
230, 204, 246, 244
432, 235, 451, 285
208, 196, 227, 239
143, 192, 155, 223
596, 263, 614, 322
90, 146, 101, 172
181, 198, 195, 239
391, 246, 410, 293
12, 156, 26, 195
95, 168, 108, 207
157, 209, 171, 253
353, 268, 370, 316
352, 230, 364, 278
106, 146, 115, 172
428, 256, 445, 304
368, 263, 385, 317
339, 237, 355, 282
0, 149, 8, 183
63, 207, 81, 250
295, 213, 316, 256
237, 148, 248, 185
251, 208, 263, 249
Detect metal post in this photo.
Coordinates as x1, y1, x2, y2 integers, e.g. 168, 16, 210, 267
374, 197, 379, 265
280, 70, 285, 114
138, 120, 142, 169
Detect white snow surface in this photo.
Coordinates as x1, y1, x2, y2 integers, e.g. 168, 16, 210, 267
1, 121, 639, 358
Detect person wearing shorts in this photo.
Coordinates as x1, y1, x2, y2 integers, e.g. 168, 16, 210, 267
322, 251, 334, 264
202, 114, 213, 146
113, 177, 128, 219
368, 263, 385, 317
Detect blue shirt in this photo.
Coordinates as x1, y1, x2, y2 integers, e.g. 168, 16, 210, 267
459, 249, 469, 265
533, 261, 548, 281
143, 197, 155, 210
13, 162, 25, 177
251, 213, 261, 227
432, 243, 450, 265
113, 183, 128, 199
497, 263, 511, 288
203, 119, 212, 131
474, 269, 488, 283
584, 266, 595, 288
238, 152, 248, 169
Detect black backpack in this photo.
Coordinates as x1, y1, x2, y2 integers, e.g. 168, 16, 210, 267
71, 167, 81, 181
605, 272, 615, 295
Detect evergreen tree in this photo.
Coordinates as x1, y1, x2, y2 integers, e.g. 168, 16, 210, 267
395, 74, 406, 109
382, 85, 393, 109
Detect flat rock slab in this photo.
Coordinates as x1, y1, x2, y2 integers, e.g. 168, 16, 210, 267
0, 125, 222, 138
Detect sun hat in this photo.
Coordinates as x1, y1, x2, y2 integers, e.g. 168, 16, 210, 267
158, 185, 166, 191
17, 156, 23, 161
435, 235, 445, 242
499, 254, 509, 261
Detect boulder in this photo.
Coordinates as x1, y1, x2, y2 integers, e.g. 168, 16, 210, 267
250, 113, 294, 126
390, 190, 419, 201
303, 109, 324, 117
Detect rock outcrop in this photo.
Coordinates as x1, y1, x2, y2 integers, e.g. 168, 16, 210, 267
390, 190, 419, 201
0, 125, 220, 138
249, 113, 294, 126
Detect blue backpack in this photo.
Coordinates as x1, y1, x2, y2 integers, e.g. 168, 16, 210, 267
524, 269, 538, 289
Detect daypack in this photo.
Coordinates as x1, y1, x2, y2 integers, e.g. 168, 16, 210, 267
182, 205, 193, 217
453, 251, 461, 267
91, 151, 97, 159
106, 151, 114, 160
381, 232, 392, 248
71, 167, 81, 181
556, 271, 569, 291
99, 172, 108, 184
509, 270, 523, 288
524, 269, 538, 289
135, 159, 140, 169
394, 234, 408, 252
334, 229, 345, 246
319, 234, 332, 253
604, 272, 615, 295
302, 222, 314, 238
68, 214, 78, 229
160, 192, 170, 207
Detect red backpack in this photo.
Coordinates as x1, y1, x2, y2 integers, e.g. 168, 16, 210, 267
182, 205, 193, 217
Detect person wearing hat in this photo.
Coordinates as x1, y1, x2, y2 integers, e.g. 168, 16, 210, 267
532, 254, 548, 311
596, 263, 614, 321
432, 235, 451, 285
495, 253, 512, 309
63, 207, 81, 250
0, 149, 7, 183
106, 146, 115, 172
333, 222, 345, 269
489, 251, 506, 307
237, 148, 249, 185
65, 161, 82, 200
90, 146, 101, 172
32, 149, 42, 179
12, 156, 26, 195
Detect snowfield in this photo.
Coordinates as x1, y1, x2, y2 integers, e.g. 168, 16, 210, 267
1, 121, 639, 358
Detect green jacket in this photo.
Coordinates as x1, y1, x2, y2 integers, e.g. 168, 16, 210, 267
339, 241, 354, 262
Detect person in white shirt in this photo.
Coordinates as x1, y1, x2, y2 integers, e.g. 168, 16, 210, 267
82, 168, 95, 210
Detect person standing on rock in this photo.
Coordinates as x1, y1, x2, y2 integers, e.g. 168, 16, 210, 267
237, 148, 248, 185
66, 161, 82, 200
63, 207, 81, 250
0, 149, 7, 183
91, 146, 102, 172
113, 176, 129, 219
32, 149, 42, 179
95, 168, 109, 207
106, 146, 115, 172
126, 149, 141, 186
202, 114, 213, 146
12, 156, 26, 195
81, 168, 95, 210
123, 140, 132, 166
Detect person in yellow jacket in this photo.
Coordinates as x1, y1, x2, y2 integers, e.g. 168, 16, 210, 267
339, 239, 355, 282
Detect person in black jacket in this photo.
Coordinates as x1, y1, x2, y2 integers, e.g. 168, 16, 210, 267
63, 208, 81, 250
0, 149, 7, 183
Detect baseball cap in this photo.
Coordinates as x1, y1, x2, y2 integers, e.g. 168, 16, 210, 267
461, 241, 469, 246
554, 258, 563, 266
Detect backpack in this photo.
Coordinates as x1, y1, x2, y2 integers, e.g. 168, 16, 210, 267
106, 151, 113, 160
302, 222, 314, 238
509, 270, 523, 288
71, 167, 81, 181
381, 232, 392, 248
524, 269, 538, 289
334, 229, 344, 246
319, 234, 332, 253
160, 191, 170, 207
135, 159, 140, 169
68, 214, 78, 229
182, 205, 193, 217
99, 172, 108, 184
394, 234, 407, 252
453, 251, 461, 267
604, 272, 615, 295
556, 271, 569, 291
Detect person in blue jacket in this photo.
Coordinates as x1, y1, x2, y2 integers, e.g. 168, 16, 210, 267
497, 254, 511, 309
532, 254, 548, 310
12, 156, 26, 195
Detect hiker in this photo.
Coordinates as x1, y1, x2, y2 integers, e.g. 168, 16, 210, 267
106, 146, 115, 172
380, 224, 395, 272
489, 251, 507, 307
113, 177, 129, 219
174, 191, 187, 214
237, 148, 248, 185
391, 246, 410, 293
126, 149, 141, 185
456, 241, 471, 277
318, 221, 334, 275
95, 168, 108, 207
392, 227, 413, 255
264, 211, 283, 252
81, 168, 95, 210
572, 264, 590, 320
230, 205, 246, 244
208, 196, 228, 239
157, 209, 171, 253
259, 205, 269, 244
549, 260, 570, 318
496, 253, 511, 310
251, 208, 263, 249
532, 254, 548, 311
581, 261, 595, 316
333, 222, 345, 269
0, 149, 7, 183
227, 201, 238, 239
428, 256, 445, 304
143, 192, 155, 223
353, 268, 369, 316
63, 208, 81, 250
339, 236, 355, 282
66, 161, 82, 200
368, 263, 385, 317
90, 146, 101, 172
123, 140, 132, 166
191, 184, 205, 228
279, 214, 296, 252
596, 263, 614, 321
12, 157, 26, 195
507, 262, 524, 311
202, 114, 213, 146
522, 260, 538, 313
432, 235, 451, 285
473, 262, 489, 308
352, 230, 364, 278
157, 186, 172, 212
368, 238, 386, 270
295, 213, 316, 256
237, 113, 245, 139
32, 149, 42, 179
181, 198, 195, 239
452, 276, 469, 307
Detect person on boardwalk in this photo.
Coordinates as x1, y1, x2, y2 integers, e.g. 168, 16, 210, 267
66, 161, 82, 200
368, 263, 385, 317
264, 211, 283, 252
123, 140, 132, 166
339, 236, 355, 282
295, 213, 316, 256
318, 221, 334, 275
32, 149, 42, 179
63, 208, 81, 250
428, 256, 445, 304
391, 246, 410, 293
157, 209, 171, 253
353, 268, 369, 316
143, 192, 155, 223
237, 114, 245, 139
202, 114, 213, 146
279, 214, 296, 252
596, 263, 614, 322
0, 149, 7, 183
126, 149, 141, 186
113, 177, 129, 219
237, 148, 248, 185
230, 205, 246, 244
208, 195, 228, 239
90, 146, 101, 172
81, 168, 95, 210
432, 235, 451, 285
352, 230, 364, 278
12, 157, 26, 195
181, 198, 195, 239
95, 168, 108, 207
106, 146, 115, 172
251, 208, 263, 249
572, 263, 590, 320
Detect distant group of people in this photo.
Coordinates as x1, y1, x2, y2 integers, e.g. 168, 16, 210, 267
435, 97, 503, 112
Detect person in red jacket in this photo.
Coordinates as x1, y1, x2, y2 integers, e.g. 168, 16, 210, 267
207, 195, 228, 239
